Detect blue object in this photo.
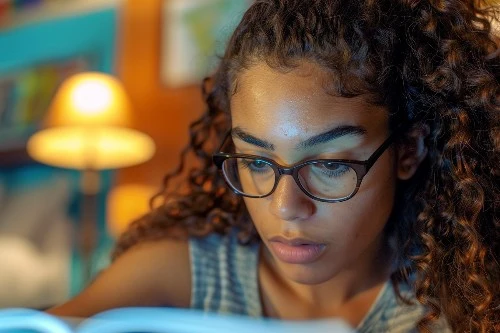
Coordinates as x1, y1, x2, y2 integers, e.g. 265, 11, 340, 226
78, 307, 354, 333
0, 307, 354, 333
0, 8, 117, 75
0, 308, 72, 333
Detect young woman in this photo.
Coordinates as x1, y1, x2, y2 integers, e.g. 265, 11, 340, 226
48, 0, 499, 331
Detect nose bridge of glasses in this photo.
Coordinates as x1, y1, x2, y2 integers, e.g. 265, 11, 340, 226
274, 166, 304, 197
277, 165, 295, 176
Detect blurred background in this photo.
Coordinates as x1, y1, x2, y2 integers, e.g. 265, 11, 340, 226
0, 0, 249, 309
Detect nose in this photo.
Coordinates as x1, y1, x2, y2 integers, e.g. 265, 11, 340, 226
268, 174, 316, 222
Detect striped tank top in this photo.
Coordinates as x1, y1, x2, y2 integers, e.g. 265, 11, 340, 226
188, 230, 451, 332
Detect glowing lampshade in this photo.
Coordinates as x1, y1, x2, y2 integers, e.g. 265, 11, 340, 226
27, 72, 155, 170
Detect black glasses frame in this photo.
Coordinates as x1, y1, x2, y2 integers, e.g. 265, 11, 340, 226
213, 131, 397, 203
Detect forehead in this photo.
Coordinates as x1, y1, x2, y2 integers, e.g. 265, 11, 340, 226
230, 61, 389, 142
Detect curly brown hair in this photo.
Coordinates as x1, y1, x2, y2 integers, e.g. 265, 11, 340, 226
113, 0, 499, 331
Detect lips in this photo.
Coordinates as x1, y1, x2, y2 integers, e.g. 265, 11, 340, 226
268, 236, 326, 264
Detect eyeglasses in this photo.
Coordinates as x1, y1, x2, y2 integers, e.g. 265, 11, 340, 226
213, 131, 396, 203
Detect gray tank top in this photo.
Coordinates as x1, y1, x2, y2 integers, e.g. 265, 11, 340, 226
188, 230, 450, 332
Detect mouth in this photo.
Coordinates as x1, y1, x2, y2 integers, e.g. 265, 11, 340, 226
268, 236, 326, 264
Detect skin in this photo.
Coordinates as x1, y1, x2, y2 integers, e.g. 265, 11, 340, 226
231, 61, 418, 325
48, 60, 427, 328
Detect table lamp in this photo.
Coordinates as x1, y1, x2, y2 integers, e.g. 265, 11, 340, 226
27, 72, 156, 284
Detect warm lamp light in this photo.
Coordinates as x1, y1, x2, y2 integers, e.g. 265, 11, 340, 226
106, 184, 157, 237
27, 72, 155, 170
26, 72, 156, 285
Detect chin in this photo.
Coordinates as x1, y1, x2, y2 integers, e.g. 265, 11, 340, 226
277, 261, 337, 285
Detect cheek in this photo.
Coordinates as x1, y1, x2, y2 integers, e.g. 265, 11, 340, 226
329, 185, 395, 243
326, 157, 397, 245
243, 197, 269, 231
316, 156, 398, 251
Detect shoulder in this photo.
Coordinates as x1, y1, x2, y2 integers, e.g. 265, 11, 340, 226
358, 279, 451, 333
189, 230, 262, 316
120, 237, 192, 306
189, 229, 260, 273
48, 237, 191, 317
48, 230, 259, 318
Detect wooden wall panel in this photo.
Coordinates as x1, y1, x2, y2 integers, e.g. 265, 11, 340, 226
115, 0, 205, 187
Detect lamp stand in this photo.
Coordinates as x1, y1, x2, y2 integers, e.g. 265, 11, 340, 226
79, 169, 100, 285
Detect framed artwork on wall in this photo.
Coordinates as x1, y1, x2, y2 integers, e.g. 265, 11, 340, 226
161, 0, 251, 87
0, 7, 117, 155
0, 56, 94, 151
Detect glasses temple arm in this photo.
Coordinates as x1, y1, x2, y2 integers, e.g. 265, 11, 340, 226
215, 130, 232, 153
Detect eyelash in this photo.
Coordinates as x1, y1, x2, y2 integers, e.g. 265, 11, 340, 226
240, 159, 271, 173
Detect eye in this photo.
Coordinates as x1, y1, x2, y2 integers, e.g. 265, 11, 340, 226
323, 162, 344, 171
312, 162, 351, 178
240, 158, 272, 173
250, 160, 267, 169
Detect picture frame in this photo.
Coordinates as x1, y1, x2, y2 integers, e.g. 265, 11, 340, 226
0, 7, 118, 156
160, 0, 251, 87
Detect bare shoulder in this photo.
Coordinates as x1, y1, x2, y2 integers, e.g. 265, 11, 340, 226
47, 237, 191, 318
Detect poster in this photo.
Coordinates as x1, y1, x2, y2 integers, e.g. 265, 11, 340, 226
161, 0, 250, 87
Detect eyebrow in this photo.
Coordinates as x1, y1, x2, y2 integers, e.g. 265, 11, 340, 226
232, 125, 367, 151
296, 125, 367, 149
232, 127, 275, 150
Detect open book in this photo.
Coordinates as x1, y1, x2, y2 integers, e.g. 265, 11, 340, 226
0, 307, 355, 333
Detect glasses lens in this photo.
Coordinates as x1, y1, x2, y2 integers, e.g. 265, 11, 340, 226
222, 157, 276, 197
298, 162, 358, 200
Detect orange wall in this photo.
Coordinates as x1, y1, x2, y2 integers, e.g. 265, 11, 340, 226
115, 0, 205, 187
